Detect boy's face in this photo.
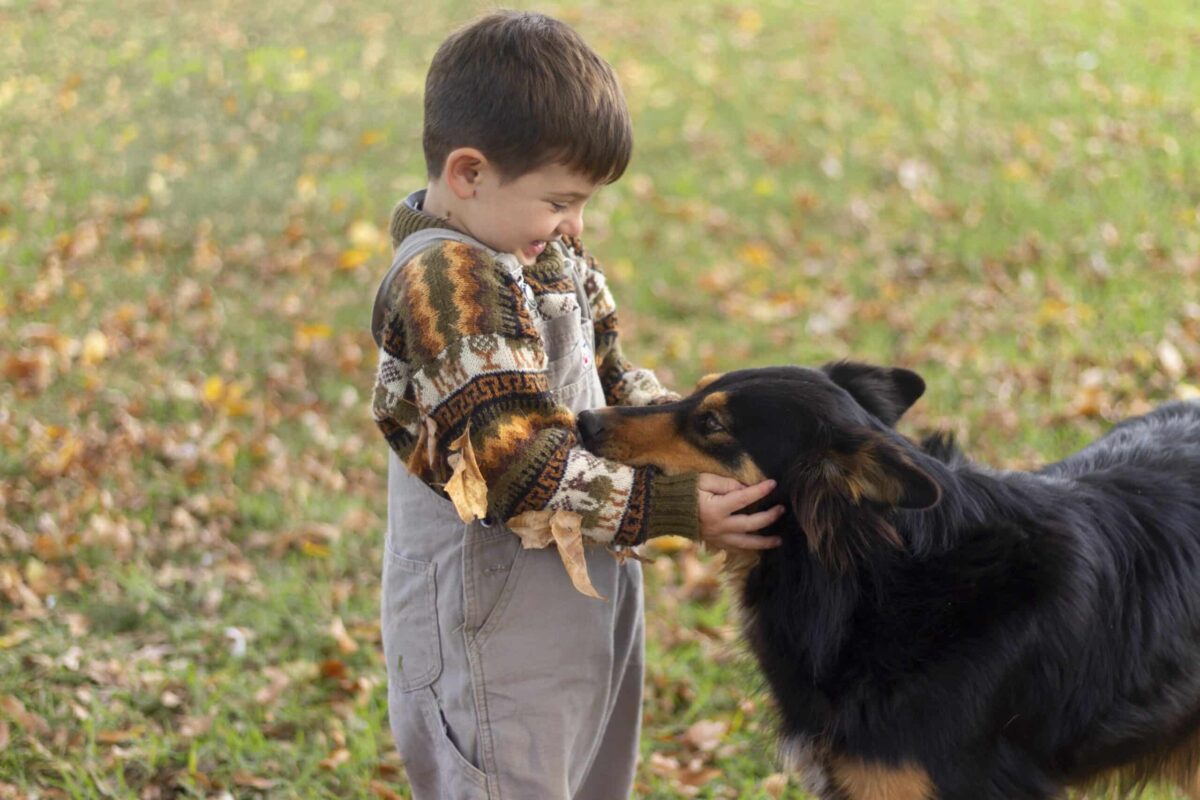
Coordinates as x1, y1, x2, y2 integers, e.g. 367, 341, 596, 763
467, 161, 602, 266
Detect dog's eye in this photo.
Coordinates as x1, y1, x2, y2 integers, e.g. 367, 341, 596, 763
698, 412, 726, 435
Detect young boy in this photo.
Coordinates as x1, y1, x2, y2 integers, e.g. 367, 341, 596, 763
370, 11, 782, 799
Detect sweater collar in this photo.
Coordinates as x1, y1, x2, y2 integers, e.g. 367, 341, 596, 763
389, 189, 565, 274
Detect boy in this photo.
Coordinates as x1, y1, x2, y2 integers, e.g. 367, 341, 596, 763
370, 11, 782, 799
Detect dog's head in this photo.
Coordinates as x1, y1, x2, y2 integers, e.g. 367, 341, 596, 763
578, 361, 942, 568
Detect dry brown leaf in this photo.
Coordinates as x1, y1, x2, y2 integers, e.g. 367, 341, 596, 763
609, 545, 655, 565
320, 747, 352, 770
762, 772, 790, 798
232, 772, 277, 790
445, 426, 487, 522
369, 780, 404, 800
329, 616, 359, 654
682, 718, 727, 752
507, 510, 555, 549
505, 510, 605, 599
550, 511, 604, 600
405, 415, 438, 476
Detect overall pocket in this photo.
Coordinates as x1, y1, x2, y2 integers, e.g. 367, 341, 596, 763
381, 546, 441, 692
463, 522, 528, 644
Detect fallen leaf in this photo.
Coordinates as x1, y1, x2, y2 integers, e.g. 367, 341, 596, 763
1158, 339, 1185, 379
405, 415, 438, 476
320, 747, 351, 770
369, 780, 403, 800
550, 511, 604, 600
444, 425, 487, 522
329, 616, 358, 654
644, 535, 693, 554
762, 772, 790, 797
507, 510, 555, 549
682, 718, 727, 752
609, 545, 654, 565
233, 772, 277, 790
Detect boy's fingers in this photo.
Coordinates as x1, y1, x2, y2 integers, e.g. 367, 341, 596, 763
727, 505, 785, 533
697, 473, 745, 495
715, 478, 777, 515
713, 533, 782, 551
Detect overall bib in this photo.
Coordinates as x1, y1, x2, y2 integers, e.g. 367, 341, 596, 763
375, 215, 645, 800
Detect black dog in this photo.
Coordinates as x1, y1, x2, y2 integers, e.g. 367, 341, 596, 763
578, 362, 1200, 800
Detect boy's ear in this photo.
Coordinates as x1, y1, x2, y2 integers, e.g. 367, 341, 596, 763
785, 429, 940, 569
442, 147, 489, 199
821, 360, 925, 427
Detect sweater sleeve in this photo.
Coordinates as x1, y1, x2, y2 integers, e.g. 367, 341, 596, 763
560, 235, 681, 408
371, 239, 697, 544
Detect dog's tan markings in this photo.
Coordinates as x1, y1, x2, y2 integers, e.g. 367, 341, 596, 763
833, 443, 904, 506
1078, 727, 1200, 799
594, 397, 769, 486
606, 412, 731, 476
831, 757, 935, 800
698, 390, 729, 413
693, 373, 724, 392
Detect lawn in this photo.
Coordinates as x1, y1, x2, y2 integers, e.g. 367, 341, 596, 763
2, 0, 1198, 797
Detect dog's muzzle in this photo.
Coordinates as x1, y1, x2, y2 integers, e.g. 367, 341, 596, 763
576, 409, 606, 447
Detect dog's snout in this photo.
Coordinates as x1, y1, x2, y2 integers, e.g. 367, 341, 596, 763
576, 410, 605, 443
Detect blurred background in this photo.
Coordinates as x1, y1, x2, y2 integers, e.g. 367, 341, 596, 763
2, 0, 1198, 797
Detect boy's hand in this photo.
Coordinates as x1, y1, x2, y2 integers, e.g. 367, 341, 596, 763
697, 474, 784, 551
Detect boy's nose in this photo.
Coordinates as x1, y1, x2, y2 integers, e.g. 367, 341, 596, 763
558, 212, 584, 239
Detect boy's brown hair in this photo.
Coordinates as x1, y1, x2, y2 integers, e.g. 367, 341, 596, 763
423, 11, 633, 185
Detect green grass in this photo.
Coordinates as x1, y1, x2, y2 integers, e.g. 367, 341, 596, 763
2, 0, 1199, 796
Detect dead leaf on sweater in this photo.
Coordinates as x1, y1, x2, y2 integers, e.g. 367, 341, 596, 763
550, 511, 603, 600
505, 509, 604, 599
508, 510, 555, 549
445, 425, 487, 522
405, 415, 438, 476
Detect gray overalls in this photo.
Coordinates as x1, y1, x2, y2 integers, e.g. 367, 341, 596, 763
374, 203, 644, 800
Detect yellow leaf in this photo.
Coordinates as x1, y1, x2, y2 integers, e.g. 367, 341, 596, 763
0, 629, 32, 649
549, 511, 604, 600
300, 540, 330, 558
736, 8, 763, 33
445, 426, 488, 522
644, 534, 693, 554
738, 242, 771, 268
221, 383, 251, 417
203, 376, 225, 404
338, 249, 371, 270
81, 331, 109, 365
1177, 383, 1200, 401
752, 176, 776, 196
349, 220, 384, 250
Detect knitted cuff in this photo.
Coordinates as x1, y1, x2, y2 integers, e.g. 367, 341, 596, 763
641, 471, 700, 542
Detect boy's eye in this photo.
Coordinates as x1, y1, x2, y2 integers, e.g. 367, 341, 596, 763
549, 202, 568, 212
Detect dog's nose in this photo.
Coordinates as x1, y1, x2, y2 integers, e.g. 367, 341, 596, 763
576, 410, 604, 443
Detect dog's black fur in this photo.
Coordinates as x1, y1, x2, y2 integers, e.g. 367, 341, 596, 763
579, 362, 1200, 800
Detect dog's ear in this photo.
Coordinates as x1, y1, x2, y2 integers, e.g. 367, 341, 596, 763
821, 361, 925, 427
785, 429, 941, 569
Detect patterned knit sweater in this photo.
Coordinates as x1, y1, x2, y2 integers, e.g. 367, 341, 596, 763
371, 198, 699, 545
